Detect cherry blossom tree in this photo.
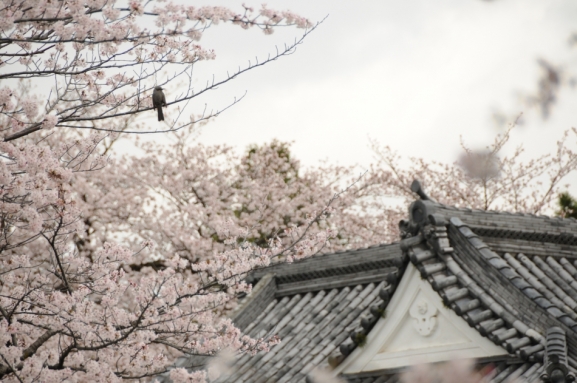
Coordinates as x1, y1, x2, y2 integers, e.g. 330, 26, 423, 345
0, 1, 331, 382
0, 0, 314, 141
369, 123, 577, 217
71, 136, 395, 270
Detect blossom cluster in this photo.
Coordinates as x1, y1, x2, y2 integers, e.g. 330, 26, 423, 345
0, 0, 313, 142
1, 109, 345, 383
74, 138, 392, 272
370, 125, 577, 215
0, 2, 319, 381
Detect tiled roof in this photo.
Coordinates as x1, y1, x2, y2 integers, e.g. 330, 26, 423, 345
171, 186, 577, 383
410, 201, 577, 248
166, 243, 405, 382
217, 282, 387, 383
394, 194, 577, 380
210, 243, 405, 383
324, 197, 577, 380
404, 223, 547, 361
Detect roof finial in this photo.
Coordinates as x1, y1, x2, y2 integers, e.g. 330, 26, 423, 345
411, 179, 432, 201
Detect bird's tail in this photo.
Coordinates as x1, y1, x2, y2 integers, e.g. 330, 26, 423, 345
157, 107, 164, 121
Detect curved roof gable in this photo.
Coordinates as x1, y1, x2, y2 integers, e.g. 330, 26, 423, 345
334, 183, 577, 382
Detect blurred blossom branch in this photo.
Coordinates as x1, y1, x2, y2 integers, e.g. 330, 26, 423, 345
400, 360, 506, 383
369, 117, 577, 216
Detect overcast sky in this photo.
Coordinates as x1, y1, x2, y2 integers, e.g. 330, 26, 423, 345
165, 0, 577, 172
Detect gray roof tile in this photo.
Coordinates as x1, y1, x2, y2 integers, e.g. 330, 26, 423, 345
167, 199, 577, 383
212, 278, 391, 382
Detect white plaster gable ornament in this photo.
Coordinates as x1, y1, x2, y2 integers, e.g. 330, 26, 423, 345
409, 299, 437, 336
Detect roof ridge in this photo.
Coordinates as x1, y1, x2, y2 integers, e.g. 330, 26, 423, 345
431, 200, 576, 222
249, 243, 405, 284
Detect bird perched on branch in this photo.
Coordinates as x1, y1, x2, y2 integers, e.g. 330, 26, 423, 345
152, 86, 167, 121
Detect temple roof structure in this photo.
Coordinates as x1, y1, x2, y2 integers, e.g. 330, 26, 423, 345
173, 181, 577, 383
